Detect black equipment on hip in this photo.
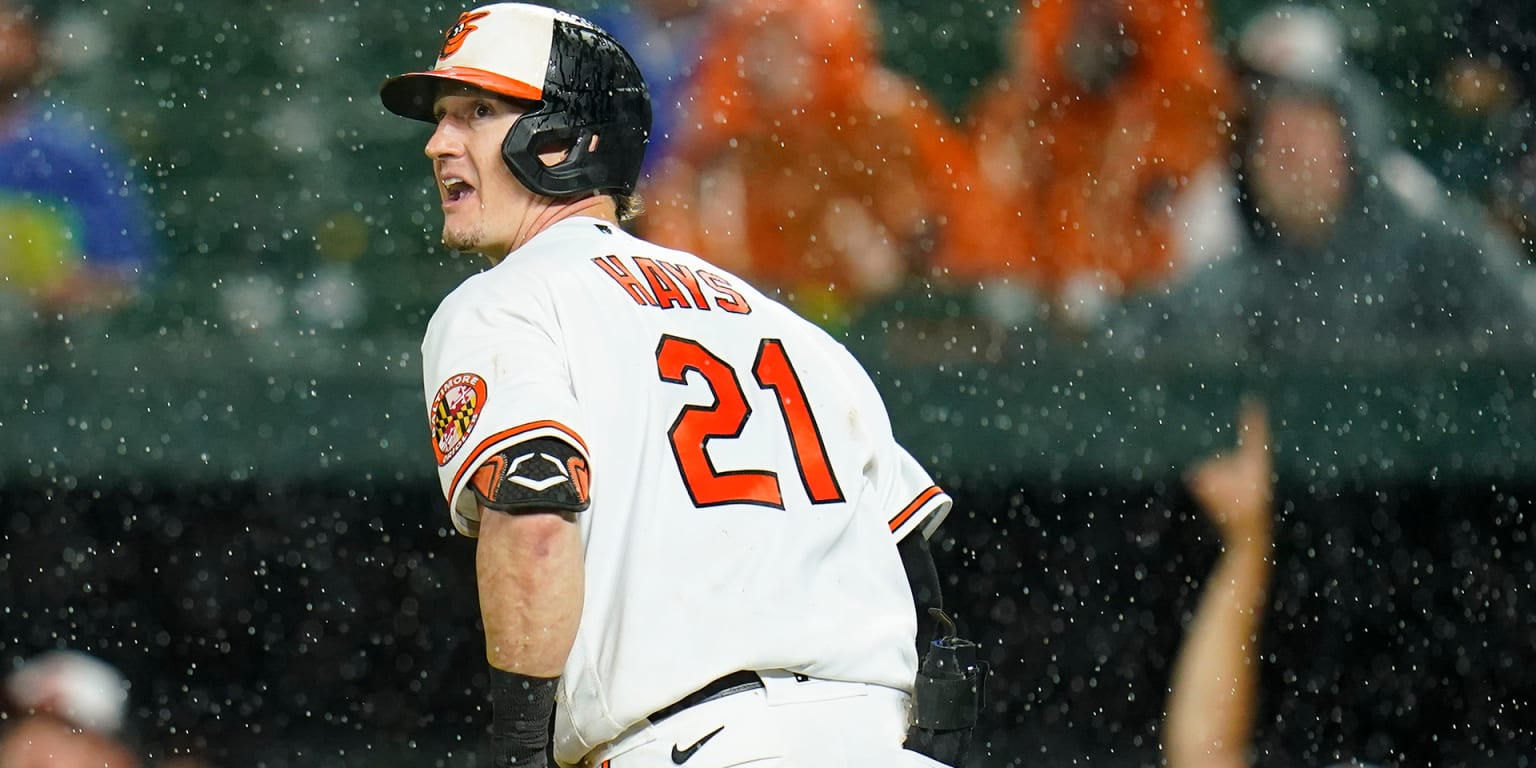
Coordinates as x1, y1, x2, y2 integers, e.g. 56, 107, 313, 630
906, 609, 987, 767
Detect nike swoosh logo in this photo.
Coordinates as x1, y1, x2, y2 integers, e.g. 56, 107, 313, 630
670, 725, 724, 764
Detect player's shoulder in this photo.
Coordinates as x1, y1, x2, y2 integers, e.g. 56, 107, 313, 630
527, 215, 632, 254
426, 218, 643, 330
424, 261, 550, 343
509, 216, 670, 285
440, 261, 535, 307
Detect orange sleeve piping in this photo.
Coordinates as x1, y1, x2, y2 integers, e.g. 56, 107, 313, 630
889, 485, 944, 533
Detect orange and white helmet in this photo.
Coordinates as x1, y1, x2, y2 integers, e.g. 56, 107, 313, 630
380, 3, 651, 197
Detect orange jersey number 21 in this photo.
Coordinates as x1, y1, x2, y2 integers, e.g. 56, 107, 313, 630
656, 335, 845, 509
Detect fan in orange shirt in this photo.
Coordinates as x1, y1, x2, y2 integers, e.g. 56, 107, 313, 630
643, 0, 974, 329
939, 0, 1233, 316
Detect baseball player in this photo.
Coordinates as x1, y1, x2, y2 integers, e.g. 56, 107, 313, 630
380, 4, 978, 766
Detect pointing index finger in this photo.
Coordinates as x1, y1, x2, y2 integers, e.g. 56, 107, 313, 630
1236, 397, 1270, 454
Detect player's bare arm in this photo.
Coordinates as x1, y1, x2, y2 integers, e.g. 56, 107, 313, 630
475, 506, 583, 768
477, 508, 583, 676
468, 432, 593, 768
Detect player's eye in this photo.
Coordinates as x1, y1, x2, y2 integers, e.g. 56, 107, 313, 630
473, 101, 496, 119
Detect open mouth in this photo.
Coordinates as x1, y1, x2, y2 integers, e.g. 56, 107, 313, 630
442, 177, 475, 204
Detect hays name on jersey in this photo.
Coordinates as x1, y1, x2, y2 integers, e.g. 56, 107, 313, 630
592, 255, 753, 314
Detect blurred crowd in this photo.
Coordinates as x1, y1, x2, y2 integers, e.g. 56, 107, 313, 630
0, 0, 156, 322
3, 0, 1534, 356
4, 0, 1536, 766
617, 0, 1536, 353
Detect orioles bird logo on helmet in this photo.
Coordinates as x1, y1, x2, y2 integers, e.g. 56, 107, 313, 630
439, 10, 492, 59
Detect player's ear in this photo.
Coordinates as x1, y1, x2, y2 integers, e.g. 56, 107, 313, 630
534, 142, 569, 167
534, 135, 599, 167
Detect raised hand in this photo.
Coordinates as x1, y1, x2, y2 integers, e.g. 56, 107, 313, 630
1185, 399, 1274, 548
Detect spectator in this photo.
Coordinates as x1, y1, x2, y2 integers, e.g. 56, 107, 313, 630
642, 0, 973, 331
1488, 151, 1536, 270
0, 0, 156, 317
1439, 2, 1536, 268
1108, 5, 1536, 362
0, 650, 140, 768
1166, 403, 1398, 768
937, 0, 1233, 327
1164, 401, 1273, 768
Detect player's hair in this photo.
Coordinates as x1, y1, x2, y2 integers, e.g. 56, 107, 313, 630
614, 192, 642, 222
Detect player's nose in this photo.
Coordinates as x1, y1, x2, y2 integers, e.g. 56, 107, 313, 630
424, 120, 463, 160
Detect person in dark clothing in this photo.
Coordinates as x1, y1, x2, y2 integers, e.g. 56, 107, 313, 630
1441, 1, 1536, 267
1107, 5, 1536, 363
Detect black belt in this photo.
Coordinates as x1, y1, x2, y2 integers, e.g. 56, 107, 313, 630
648, 670, 765, 724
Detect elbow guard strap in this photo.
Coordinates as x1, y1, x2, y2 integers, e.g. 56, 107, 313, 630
470, 437, 592, 514
489, 668, 558, 767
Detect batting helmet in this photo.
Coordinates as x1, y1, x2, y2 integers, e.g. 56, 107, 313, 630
379, 3, 651, 198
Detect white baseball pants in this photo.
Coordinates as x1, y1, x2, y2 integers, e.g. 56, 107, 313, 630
581, 671, 953, 768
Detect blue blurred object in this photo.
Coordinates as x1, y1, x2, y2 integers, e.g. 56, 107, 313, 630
0, 106, 157, 288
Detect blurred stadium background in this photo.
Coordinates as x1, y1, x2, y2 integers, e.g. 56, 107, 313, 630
2, 0, 1533, 765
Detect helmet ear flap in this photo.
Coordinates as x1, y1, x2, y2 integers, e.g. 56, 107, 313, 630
501, 110, 604, 197
502, 110, 639, 198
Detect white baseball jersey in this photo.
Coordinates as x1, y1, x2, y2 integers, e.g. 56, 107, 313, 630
420, 216, 952, 764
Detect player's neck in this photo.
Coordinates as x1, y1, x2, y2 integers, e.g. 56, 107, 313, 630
487, 195, 619, 265
549, 194, 619, 228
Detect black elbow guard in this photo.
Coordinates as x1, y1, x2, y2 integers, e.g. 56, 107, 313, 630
469, 437, 592, 514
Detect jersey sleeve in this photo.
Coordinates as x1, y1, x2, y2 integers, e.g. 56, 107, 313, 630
421, 279, 590, 537
882, 446, 952, 541
834, 343, 952, 540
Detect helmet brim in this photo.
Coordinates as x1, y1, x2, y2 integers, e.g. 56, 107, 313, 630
380, 67, 543, 123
